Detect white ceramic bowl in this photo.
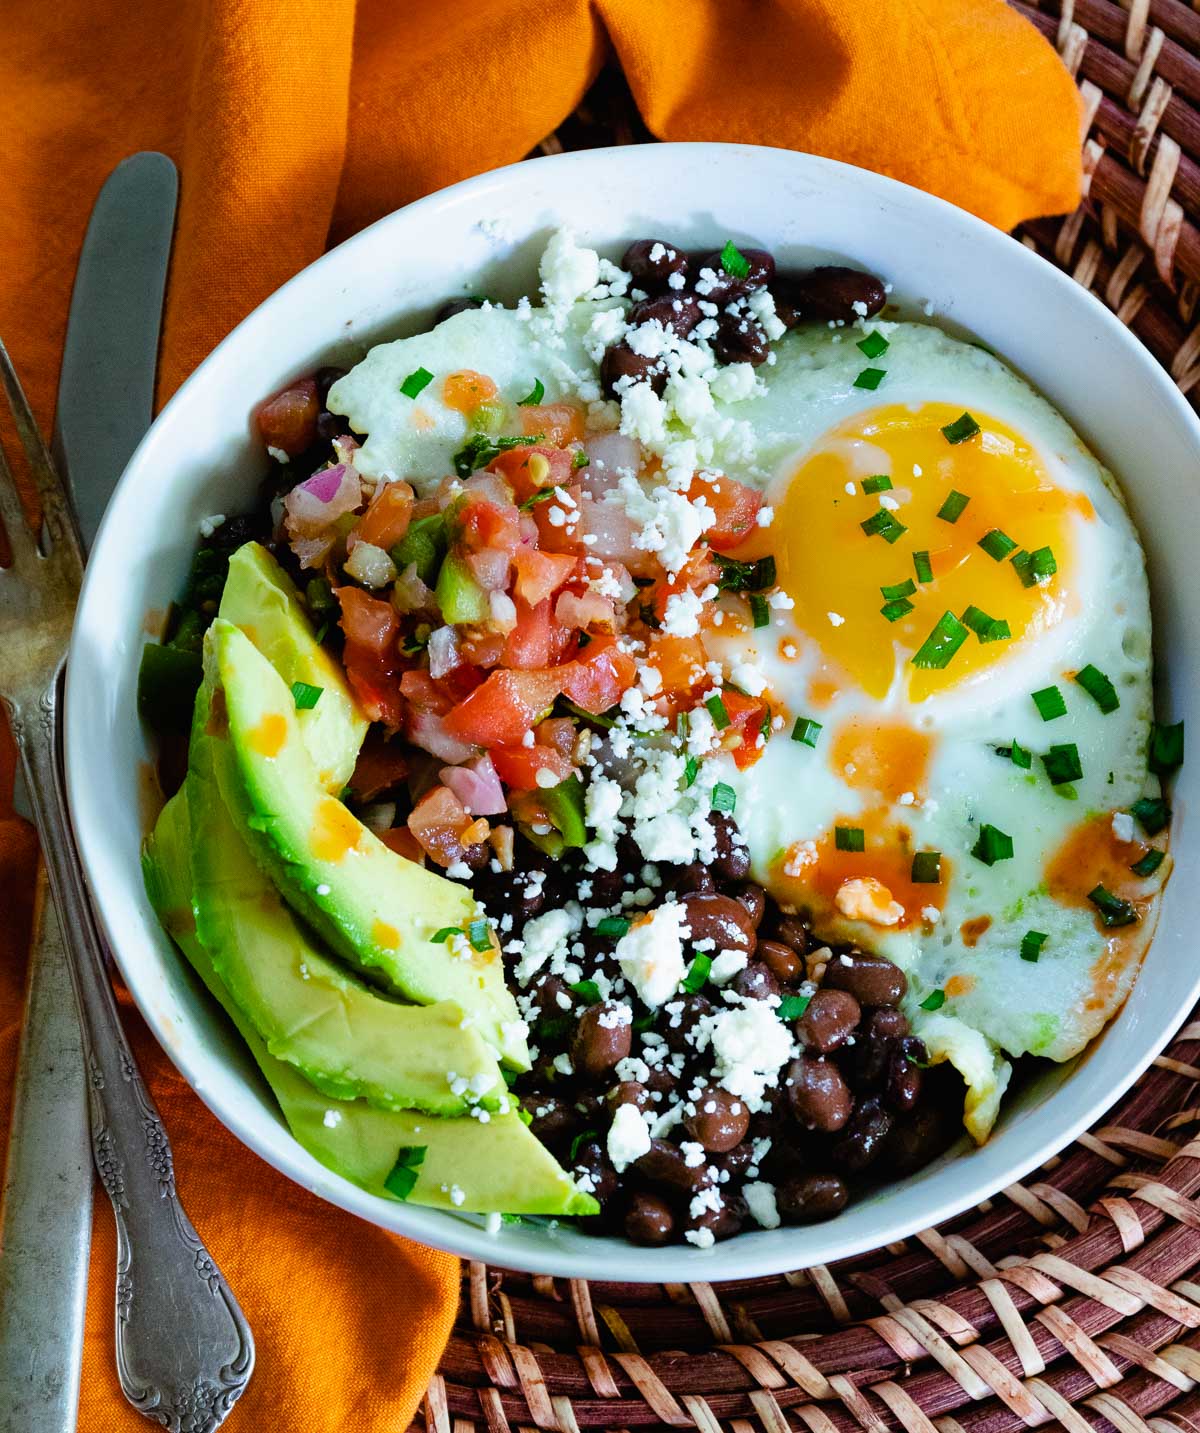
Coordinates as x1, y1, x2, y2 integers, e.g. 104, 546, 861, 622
67, 143, 1199, 1280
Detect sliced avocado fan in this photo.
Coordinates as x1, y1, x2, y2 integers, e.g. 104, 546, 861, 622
208, 617, 529, 1069
143, 791, 594, 1215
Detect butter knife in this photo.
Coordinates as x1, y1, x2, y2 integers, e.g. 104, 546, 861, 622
0, 151, 177, 1433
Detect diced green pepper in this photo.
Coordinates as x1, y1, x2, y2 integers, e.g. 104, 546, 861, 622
434, 551, 488, 624
391, 513, 448, 587
538, 775, 587, 849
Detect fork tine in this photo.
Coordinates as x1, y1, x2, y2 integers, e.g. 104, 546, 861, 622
0, 424, 39, 566
0, 338, 83, 569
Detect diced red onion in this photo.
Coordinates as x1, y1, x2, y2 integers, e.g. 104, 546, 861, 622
467, 547, 511, 592
463, 471, 514, 506
406, 707, 477, 764
284, 463, 362, 538
392, 563, 436, 614
555, 589, 617, 631
427, 625, 461, 679
580, 433, 641, 495
440, 755, 506, 815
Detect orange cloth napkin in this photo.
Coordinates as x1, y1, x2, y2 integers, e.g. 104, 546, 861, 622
0, 1, 1080, 1427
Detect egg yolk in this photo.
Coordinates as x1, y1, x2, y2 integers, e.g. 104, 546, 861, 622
773, 403, 1089, 700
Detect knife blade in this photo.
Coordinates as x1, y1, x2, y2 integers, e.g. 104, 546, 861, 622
0, 151, 177, 1433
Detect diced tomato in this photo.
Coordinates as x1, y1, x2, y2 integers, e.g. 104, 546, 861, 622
532, 482, 587, 556
534, 716, 577, 758
501, 597, 575, 670
488, 443, 575, 504
721, 689, 770, 770
686, 472, 763, 552
512, 548, 577, 606
490, 744, 573, 791
407, 784, 476, 867
336, 586, 403, 727
356, 480, 414, 550
519, 403, 585, 446
458, 630, 506, 669
559, 636, 637, 715
457, 497, 522, 556
645, 634, 707, 711
442, 370, 498, 413
349, 732, 410, 802
379, 826, 426, 863
256, 378, 319, 457
400, 665, 483, 712
443, 668, 565, 747
652, 549, 722, 622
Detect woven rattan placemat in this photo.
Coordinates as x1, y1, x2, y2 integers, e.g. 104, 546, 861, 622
422, 8, 1200, 1430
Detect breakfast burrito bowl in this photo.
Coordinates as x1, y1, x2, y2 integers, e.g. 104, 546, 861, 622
65, 144, 1199, 1280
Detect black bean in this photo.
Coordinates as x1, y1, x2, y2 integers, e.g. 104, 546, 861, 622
772, 266, 886, 326
824, 949, 907, 1007
796, 989, 861, 1055
661, 993, 715, 1054
315, 409, 351, 442
435, 296, 485, 323
573, 1138, 619, 1204
863, 1006, 909, 1040
607, 1081, 650, 1114
624, 1192, 676, 1245
665, 861, 716, 897
571, 1002, 633, 1080
735, 884, 768, 929
314, 365, 348, 403
731, 960, 780, 1002
601, 343, 666, 398
532, 975, 571, 1021
776, 1172, 848, 1223
679, 892, 756, 953
708, 812, 751, 881
713, 1141, 754, 1181
712, 313, 769, 366
622, 239, 689, 291
684, 1191, 746, 1244
693, 247, 775, 301
756, 938, 804, 984
526, 1093, 577, 1147
833, 1096, 893, 1172
634, 1139, 712, 1192
786, 1057, 853, 1133
885, 1046, 923, 1114
684, 1087, 750, 1152
628, 292, 704, 338
769, 914, 811, 953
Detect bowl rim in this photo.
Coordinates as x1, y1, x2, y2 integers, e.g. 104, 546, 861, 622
65, 140, 1200, 1280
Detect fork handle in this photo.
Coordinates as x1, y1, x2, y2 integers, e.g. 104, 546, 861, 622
11, 675, 254, 1430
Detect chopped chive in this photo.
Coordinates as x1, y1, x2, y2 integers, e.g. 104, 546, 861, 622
597, 916, 632, 939
936, 490, 970, 523
978, 529, 1018, 561
291, 680, 323, 710
1149, 719, 1185, 773
912, 610, 969, 669
1020, 930, 1048, 963
719, 240, 750, 278
1131, 848, 1165, 877
749, 593, 770, 628
961, 605, 1005, 641
1032, 685, 1067, 721
570, 979, 601, 1004
777, 993, 812, 1020
431, 926, 460, 943
1088, 885, 1138, 928
1007, 739, 1033, 770
519, 488, 557, 510
568, 1129, 599, 1161
1073, 664, 1119, 715
920, 989, 946, 1011
713, 553, 777, 592
1011, 546, 1057, 588
467, 918, 492, 952
681, 952, 713, 993
913, 550, 934, 584
705, 694, 730, 730
971, 823, 1014, 866
383, 1145, 427, 1200
1131, 796, 1170, 835
399, 367, 434, 399
862, 474, 893, 494
854, 367, 886, 390
517, 377, 545, 406
1043, 742, 1083, 785
860, 509, 907, 543
881, 578, 916, 600
711, 782, 737, 814
835, 826, 864, 853
881, 597, 914, 622
792, 716, 822, 747
911, 851, 942, 883
941, 412, 981, 444
683, 755, 699, 788
572, 449, 589, 469
856, 331, 890, 359
759, 706, 772, 740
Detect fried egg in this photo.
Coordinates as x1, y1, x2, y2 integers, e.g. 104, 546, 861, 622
706, 323, 1169, 1139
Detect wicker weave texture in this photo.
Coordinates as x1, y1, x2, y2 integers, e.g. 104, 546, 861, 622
424, 12, 1200, 1432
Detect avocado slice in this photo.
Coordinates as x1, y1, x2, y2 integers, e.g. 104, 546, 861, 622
218, 542, 367, 792
208, 618, 529, 1069
143, 793, 594, 1214
186, 693, 506, 1113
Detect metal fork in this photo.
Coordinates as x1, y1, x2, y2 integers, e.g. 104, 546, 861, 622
0, 340, 254, 1429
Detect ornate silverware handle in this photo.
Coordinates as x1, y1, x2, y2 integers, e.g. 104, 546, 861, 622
13, 675, 254, 1433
